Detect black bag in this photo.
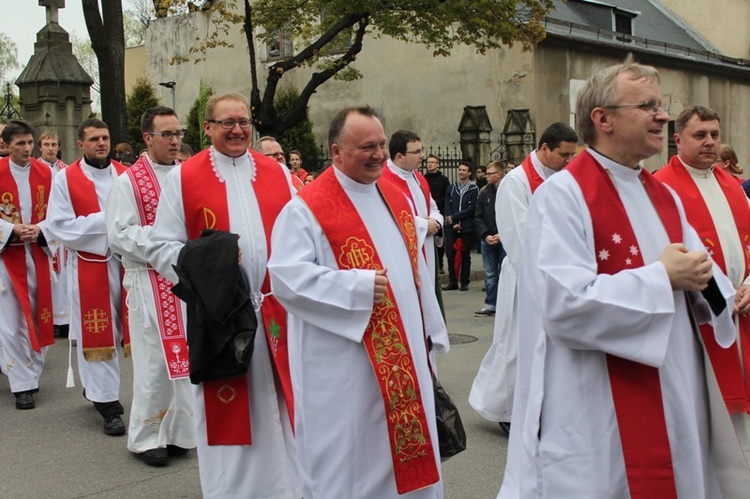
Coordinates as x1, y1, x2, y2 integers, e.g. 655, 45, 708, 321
433, 375, 467, 461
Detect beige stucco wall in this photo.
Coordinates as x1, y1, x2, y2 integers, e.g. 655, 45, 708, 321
124, 45, 147, 93
539, 43, 750, 172
141, 11, 538, 149
659, 0, 750, 59
134, 10, 750, 174
144, 14, 252, 125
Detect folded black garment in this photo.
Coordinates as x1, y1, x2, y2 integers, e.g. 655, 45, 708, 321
171, 229, 257, 384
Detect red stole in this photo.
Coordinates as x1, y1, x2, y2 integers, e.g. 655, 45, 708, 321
181, 148, 294, 446
380, 162, 431, 215
67, 159, 130, 361
290, 174, 305, 191
297, 168, 440, 494
568, 150, 680, 499
125, 157, 189, 379
521, 154, 544, 194
0, 157, 54, 351
655, 155, 750, 413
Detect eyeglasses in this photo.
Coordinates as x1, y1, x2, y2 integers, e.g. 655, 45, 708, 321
207, 119, 252, 129
603, 100, 669, 115
487, 171, 501, 176
405, 148, 424, 155
147, 130, 186, 140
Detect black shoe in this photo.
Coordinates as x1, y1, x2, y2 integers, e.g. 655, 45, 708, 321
474, 308, 495, 317
54, 325, 69, 339
498, 422, 511, 437
167, 445, 190, 457
442, 283, 458, 291
460, 284, 469, 291
14, 391, 35, 410
137, 448, 168, 467
103, 415, 126, 436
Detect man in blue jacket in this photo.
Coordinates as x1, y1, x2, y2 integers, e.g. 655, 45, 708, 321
443, 159, 478, 291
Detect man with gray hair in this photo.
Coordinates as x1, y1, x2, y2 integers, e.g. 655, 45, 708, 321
499, 58, 749, 497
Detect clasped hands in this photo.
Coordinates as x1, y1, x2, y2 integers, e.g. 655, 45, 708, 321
12, 224, 40, 243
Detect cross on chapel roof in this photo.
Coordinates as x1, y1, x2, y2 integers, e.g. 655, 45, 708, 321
39, 0, 65, 25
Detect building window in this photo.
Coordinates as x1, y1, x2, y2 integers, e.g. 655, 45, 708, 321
265, 24, 293, 60
614, 13, 633, 36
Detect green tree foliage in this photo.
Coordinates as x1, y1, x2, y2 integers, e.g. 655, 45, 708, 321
184, 80, 213, 153
150, 0, 554, 136
126, 76, 160, 152
274, 87, 320, 172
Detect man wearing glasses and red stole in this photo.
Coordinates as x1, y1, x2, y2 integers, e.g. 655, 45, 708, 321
499, 58, 750, 498
145, 93, 300, 498
106, 106, 196, 467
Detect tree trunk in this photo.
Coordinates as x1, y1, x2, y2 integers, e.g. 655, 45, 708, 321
82, 0, 127, 144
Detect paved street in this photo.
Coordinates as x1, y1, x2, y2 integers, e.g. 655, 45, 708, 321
1, 256, 508, 498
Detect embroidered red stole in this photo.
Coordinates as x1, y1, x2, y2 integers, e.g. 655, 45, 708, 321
67, 159, 130, 361
126, 157, 189, 379
655, 155, 750, 413
0, 157, 54, 351
181, 148, 294, 446
521, 154, 545, 194
568, 150, 680, 499
380, 162, 431, 215
298, 168, 440, 494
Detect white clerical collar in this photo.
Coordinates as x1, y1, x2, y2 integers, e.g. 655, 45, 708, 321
80, 157, 117, 184
587, 147, 643, 183
9, 158, 31, 171
333, 165, 377, 193
146, 155, 177, 169
40, 158, 55, 168
386, 159, 415, 181
678, 156, 714, 179
530, 150, 557, 179
209, 146, 254, 183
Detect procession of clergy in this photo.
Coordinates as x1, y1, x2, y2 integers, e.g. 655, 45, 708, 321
2, 54, 750, 498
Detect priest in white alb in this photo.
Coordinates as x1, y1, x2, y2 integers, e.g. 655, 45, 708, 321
46, 118, 129, 437
469, 122, 578, 436
381, 129, 443, 282
144, 93, 300, 498
655, 106, 750, 462
37, 131, 70, 339
269, 106, 448, 498
106, 106, 196, 467
0, 120, 55, 410
499, 58, 750, 498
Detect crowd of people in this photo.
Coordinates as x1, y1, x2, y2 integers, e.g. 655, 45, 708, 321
2, 55, 750, 498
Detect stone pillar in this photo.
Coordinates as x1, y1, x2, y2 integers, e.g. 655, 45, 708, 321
16, 0, 93, 164
458, 106, 492, 168
502, 109, 536, 165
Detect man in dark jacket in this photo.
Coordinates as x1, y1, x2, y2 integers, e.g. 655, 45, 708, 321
474, 161, 506, 316
424, 155, 451, 273
443, 159, 478, 291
